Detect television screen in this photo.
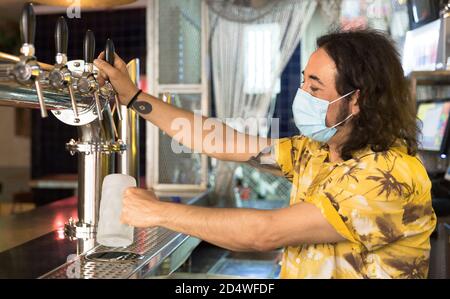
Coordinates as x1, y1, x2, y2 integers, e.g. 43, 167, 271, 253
402, 19, 440, 75
417, 101, 450, 151
407, 0, 441, 29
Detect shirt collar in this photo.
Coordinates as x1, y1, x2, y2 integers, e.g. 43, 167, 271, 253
304, 137, 376, 163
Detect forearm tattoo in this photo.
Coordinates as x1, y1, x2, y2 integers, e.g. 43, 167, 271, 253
246, 146, 283, 176
132, 101, 153, 115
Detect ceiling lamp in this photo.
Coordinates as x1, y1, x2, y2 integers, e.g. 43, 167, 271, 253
34, 0, 137, 9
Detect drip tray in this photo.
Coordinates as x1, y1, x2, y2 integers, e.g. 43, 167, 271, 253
86, 251, 143, 263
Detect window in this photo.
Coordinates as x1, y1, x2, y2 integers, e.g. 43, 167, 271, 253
243, 23, 281, 95
146, 0, 208, 192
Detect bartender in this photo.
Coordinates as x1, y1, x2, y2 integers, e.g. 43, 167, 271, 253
94, 29, 436, 279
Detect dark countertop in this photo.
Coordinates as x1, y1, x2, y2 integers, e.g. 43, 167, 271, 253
0, 231, 76, 278
0, 196, 78, 253
0, 191, 211, 278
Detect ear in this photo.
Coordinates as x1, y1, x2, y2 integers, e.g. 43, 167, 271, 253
350, 90, 360, 115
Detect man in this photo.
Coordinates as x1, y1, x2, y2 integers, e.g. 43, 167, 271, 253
94, 29, 436, 279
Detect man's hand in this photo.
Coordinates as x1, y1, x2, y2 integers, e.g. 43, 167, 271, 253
94, 52, 139, 106
121, 188, 164, 227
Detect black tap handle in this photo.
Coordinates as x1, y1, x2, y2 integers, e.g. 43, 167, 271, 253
20, 3, 36, 45
55, 17, 68, 55
105, 39, 115, 66
84, 30, 95, 64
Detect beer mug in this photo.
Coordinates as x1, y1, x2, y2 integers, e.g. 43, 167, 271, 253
97, 174, 136, 247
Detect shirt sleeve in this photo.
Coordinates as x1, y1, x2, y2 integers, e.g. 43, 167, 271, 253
311, 187, 407, 251
308, 156, 435, 253
273, 136, 307, 183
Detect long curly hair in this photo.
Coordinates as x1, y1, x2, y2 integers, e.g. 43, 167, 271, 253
316, 29, 419, 160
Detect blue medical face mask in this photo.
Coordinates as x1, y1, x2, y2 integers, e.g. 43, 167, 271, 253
292, 88, 355, 143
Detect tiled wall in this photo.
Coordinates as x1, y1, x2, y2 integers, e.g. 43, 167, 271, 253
272, 43, 301, 138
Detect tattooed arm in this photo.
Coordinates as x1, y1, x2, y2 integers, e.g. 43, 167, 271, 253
94, 53, 273, 162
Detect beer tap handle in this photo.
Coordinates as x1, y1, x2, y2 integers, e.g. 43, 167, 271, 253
105, 38, 122, 121
35, 79, 48, 118
68, 84, 79, 121
84, 30, 95, 66
20, 3, 36, 56
83, 30, 102, 120
54, 17, 78, 120
105, 38, 115, 65
55, 16, 68, 59
19, 3, 47, 117
94, 91, 103, 121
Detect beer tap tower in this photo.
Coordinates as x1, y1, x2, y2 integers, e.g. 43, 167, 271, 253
0, 3, 133, 242
0, 2, 206, 279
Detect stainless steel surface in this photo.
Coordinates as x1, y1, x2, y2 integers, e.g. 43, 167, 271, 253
61, 58, 137, 239
67, 106, 117, 237
64, 218, 96, 240
40, 227, 192, 279
40, 192, 208, 279
0, 74, 80, 110
86, 251, 143, 262
0, 192, 209, 278
67, 84, 79, 121
0, 51, 54, 71
0, 54, 126, 239
114, 94, 123, 120
34, 78, 47, 117
1, 47, 130, 243
51, 60, 107, 126
0, 4, 186, 278
117, 59, 140, 185
11, 57, 47, 117
50, 17, 80, 120
93, 91, 103, 121
15, 4, 48, 117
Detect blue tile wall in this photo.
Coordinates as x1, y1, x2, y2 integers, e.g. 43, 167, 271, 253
272, 43, 301, 138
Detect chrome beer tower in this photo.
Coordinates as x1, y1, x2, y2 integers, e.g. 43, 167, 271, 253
0, 3, 140, 242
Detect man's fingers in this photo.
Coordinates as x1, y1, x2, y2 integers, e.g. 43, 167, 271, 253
113, 53, 127, 69
97, 72, 106, 87
96, 51, 128, 75
124, 187, 139, 198
97, 51, 105, 60
94, 58, 118, 79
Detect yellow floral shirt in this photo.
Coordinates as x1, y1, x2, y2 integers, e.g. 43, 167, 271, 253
274, 136, 436, 279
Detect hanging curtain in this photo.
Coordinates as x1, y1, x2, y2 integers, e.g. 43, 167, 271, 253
301, 1, 340, 72
317, 0, 343, 27
207, 0, 317, 206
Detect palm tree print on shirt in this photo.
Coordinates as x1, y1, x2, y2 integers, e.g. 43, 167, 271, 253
366, 157, 412, 199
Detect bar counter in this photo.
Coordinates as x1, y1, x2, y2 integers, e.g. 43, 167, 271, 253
0, 191, 211, 278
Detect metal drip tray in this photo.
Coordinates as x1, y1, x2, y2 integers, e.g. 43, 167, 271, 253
40, 227, 192, 279
86, 251, 143, 263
